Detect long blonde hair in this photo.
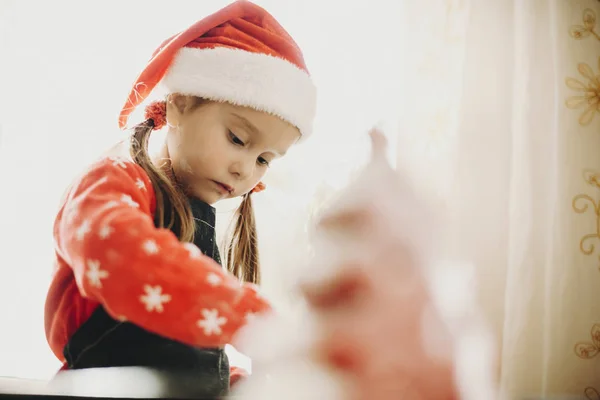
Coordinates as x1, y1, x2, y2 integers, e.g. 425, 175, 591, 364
128, 98, 261, 284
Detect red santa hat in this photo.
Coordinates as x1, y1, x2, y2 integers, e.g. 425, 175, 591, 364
118, 0, 316, 138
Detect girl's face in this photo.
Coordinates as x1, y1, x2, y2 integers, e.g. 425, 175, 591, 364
163, 95, 300, 205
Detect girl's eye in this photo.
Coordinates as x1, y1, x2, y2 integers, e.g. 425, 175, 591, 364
257, 157, 270, 166
229, 131, 245, 146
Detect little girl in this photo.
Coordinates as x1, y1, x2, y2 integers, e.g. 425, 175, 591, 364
44, 1, 316, 397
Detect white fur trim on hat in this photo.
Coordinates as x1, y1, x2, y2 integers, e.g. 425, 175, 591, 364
162, 46, 317, 137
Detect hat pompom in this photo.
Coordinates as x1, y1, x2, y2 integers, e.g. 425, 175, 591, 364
144, 101, 167, 130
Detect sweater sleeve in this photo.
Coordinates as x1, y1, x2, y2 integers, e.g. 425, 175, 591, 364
54, 157, 271, 348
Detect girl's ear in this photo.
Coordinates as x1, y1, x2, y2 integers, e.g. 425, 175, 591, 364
166, 94, 191, 127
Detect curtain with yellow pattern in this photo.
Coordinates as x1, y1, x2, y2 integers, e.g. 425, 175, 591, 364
399, 0, 600, 397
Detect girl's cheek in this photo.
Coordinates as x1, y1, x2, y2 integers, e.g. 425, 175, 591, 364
179, 157, 195, 174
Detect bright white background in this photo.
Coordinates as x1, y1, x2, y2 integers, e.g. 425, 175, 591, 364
0, 0, 404, 380
4, 1, 599, 397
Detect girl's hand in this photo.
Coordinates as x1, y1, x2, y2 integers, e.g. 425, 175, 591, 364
229, 366, 249, 388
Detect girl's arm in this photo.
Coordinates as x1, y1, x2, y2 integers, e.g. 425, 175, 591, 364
54, 157, 270, 348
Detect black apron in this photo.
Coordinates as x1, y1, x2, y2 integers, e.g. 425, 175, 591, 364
61, 198, 230, 398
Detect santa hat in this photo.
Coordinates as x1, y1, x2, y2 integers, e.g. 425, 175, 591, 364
119, 0, 316, 138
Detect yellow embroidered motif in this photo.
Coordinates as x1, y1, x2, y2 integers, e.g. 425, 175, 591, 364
572, 170, 600, 267
585, 387, 600, 400
565, 57, 600, 126
569, 9, 599, 41
574, 323, 600, 359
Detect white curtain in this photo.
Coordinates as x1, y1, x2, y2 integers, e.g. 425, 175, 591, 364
1, 0, 599, 398
398, 0, 600, 397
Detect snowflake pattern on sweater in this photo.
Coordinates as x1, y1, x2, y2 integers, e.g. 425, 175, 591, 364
45, 157, 271, 361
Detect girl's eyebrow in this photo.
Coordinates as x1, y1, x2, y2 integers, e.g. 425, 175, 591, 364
231, 113, 261, 136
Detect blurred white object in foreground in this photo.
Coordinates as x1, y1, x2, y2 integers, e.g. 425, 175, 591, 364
234, 128, 499, 399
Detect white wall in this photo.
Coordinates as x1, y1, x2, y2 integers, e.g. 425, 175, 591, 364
0, 0, 404, 380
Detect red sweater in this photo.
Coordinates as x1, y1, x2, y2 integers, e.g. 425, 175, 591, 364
45, 157, 271, 363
